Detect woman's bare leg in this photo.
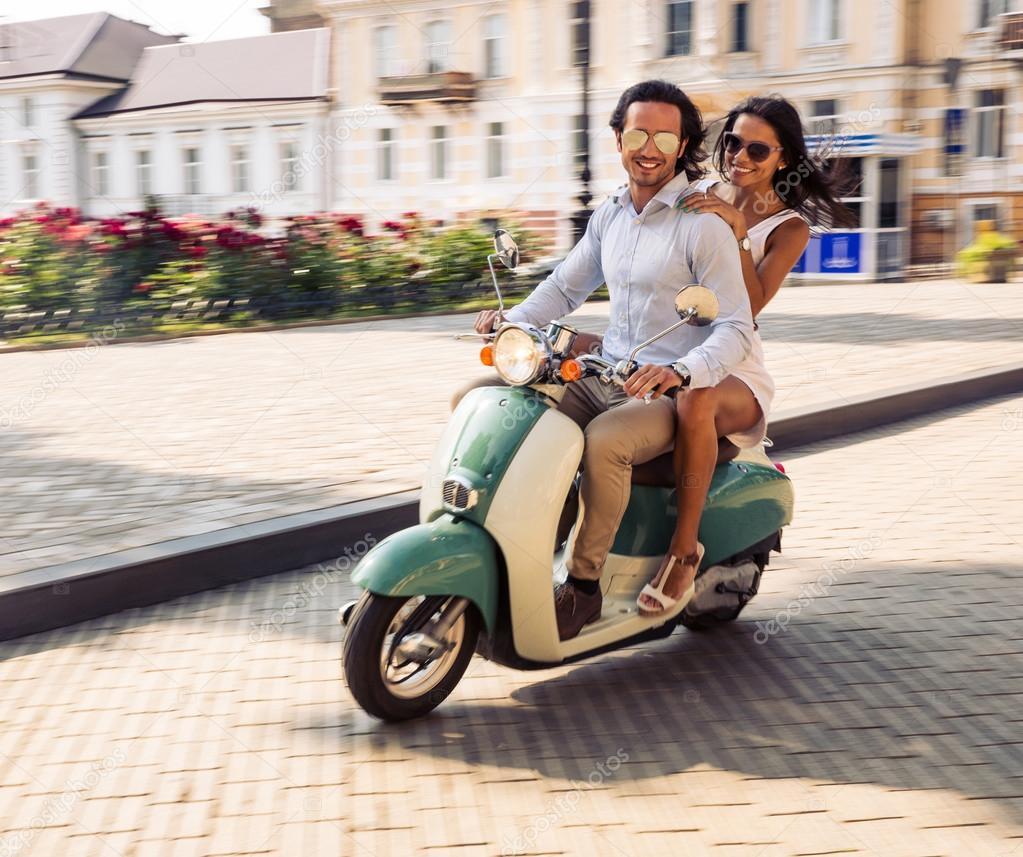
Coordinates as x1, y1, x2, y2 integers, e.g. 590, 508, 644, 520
637, 376, 762, 610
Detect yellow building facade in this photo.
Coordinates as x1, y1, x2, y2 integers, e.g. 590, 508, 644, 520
265, 0, 1022, 278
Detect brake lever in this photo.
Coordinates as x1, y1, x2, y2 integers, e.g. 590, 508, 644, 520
453, 332, 496, 341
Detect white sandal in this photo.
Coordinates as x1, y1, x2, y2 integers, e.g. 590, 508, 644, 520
637, 543, 704, 617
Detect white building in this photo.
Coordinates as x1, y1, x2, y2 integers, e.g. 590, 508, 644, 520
73, 28, 332, 219
0, 13, 177, 212
0, 13, 331, 221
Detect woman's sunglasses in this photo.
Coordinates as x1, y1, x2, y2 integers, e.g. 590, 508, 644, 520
722, 131, 783, 163
621, 128, 681, 155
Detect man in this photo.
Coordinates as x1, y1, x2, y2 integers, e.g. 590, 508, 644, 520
474, 79, 755, 640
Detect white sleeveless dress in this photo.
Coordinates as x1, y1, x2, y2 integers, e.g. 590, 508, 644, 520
690, 177, 806, 447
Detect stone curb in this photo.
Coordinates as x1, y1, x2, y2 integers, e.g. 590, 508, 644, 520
2, 363, 1021, 641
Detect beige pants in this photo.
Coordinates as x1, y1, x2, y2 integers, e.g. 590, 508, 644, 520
452, 375, 675, 580
557, 376, 675, 580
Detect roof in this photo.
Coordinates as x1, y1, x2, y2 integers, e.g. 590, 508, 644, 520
75, 28, 330, 119
0, 13, 178, 83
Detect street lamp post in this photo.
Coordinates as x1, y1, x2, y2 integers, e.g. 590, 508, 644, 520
571, 0, 593, 244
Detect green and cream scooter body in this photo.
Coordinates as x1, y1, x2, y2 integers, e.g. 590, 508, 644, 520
341, 231, 794, 721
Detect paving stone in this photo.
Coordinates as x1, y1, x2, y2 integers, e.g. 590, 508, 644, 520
2, 280, 1022, 579
2, 393, 1023, 854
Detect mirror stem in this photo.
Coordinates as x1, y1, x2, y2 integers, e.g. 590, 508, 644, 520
487, 254, 506, 320
625, 309, 695, 364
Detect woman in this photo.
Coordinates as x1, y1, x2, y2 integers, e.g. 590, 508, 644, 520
636, 94, 856, 616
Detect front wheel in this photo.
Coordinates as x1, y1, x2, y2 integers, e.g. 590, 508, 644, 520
342, 593, 480, 721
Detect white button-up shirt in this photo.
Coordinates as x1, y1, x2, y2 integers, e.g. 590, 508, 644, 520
505, 171, 756, 390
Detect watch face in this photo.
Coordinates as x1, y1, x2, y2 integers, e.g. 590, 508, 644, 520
740, 236, 751, 250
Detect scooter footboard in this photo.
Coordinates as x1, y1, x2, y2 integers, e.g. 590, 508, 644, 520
351, 515, 500, 631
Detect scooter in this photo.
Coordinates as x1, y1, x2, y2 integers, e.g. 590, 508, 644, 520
341, 230, 794, 721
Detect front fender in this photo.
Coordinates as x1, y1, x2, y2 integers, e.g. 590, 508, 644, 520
351, 515, 499, 631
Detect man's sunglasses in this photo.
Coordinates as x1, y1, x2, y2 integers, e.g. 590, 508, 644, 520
722, 131, 783, 163
621, 128, 681, 155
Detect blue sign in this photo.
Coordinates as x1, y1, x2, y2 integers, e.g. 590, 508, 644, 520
820, 232, 861, 273
795, 232, 862, 275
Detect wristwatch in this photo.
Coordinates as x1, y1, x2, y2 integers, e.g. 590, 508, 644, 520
670, 360, 692, 388
738, 234, 752, 252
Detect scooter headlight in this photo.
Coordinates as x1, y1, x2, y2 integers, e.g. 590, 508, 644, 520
493, 324, 549, 385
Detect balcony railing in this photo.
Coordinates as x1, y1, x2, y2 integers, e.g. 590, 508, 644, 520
1000, 11, 1023, 50
378, 71, 476, 105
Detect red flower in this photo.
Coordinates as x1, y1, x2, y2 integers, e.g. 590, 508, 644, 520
381, 220, 403, 232
133, 281, 152, 294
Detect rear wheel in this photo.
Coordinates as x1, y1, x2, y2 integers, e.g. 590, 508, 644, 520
342, 593, 480, 721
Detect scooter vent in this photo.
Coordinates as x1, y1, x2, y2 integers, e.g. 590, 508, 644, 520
442, 477, 477, 512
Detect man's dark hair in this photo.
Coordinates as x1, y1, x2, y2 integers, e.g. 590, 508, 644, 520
608, 79, 708, 181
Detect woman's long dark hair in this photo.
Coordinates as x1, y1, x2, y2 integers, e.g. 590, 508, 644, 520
713, 95, 857, 229
609, 79, 708, 182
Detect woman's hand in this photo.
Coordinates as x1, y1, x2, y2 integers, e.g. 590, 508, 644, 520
680, 190, 748, 238
473, 309, 501, 336
623, 364, 683, 400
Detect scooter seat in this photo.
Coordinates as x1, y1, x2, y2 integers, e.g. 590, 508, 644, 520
631, 439, 741, 487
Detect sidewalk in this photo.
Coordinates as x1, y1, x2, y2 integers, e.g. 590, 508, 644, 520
1, 392, 1020, 856
1, 279, 1021, 580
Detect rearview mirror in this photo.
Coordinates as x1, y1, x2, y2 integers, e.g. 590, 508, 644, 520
674, 285, 718, 326
493, 229, 520, 270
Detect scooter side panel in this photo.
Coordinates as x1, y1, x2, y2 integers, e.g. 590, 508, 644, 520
420, 385, 552, 525
351, 516, 499, 630
610, 462, 794, 566
484, 407, 585, 663
699, 463, 793, 566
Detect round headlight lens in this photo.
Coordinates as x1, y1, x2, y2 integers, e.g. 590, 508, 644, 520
493, 325, 545, 385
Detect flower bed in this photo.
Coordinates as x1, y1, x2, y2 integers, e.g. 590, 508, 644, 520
0, 204, 539, 342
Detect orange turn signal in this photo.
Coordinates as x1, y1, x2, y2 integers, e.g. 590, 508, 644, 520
560, 358, 583, 382
480, 344, 494, 366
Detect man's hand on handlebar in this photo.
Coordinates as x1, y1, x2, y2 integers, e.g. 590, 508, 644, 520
622, 364, 683, 400
473, 310, 501, 336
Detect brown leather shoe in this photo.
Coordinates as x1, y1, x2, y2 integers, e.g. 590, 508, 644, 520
554, 582, 602, 641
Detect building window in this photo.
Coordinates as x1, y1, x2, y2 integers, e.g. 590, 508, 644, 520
136, 150, 152, 197
878, 158, 900, 229
183, 147, 201, 195
425, 20, 451, 73
571, 2, 591, 66
808, 98, 841, 134
374, 25, 398, 78
731, 1, 750, 52
808, 0, 841, 43
573, 114, 588, 168
280, 141, 300, 192
231, 145, 249, 193
486, 121, 506, 178
430, 125, 448, 180
377, 128, 396, 181
943, 108, 966, 176
483, 14, 508, 78
92, 151, 109, 197
974, 89, 1005, 158
22, 149, 39, 198
666, 0, 694, 56
21, 96, 34, 127
977, 0, 1010, 29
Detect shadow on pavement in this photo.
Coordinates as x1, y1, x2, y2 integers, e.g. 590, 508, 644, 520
313, 559, 1023, 823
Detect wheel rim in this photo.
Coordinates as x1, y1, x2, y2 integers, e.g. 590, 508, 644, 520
379, 597, 467, 700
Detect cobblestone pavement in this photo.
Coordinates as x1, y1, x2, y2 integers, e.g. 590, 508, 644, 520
1, 393, 1021, 856
1, 279, 1021, 579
